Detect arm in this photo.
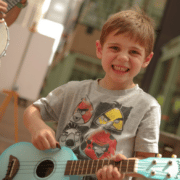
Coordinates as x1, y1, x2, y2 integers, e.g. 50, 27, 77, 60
0, 0, 27, 26
23, 104, 58, 150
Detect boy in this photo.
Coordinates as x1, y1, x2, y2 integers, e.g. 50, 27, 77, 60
24, 7, 161, 180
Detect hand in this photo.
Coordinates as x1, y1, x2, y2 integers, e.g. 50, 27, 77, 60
96, 154, 127, 180
20, 0, 27, 5
0, 0, 8, 21
31, 124, 58, 150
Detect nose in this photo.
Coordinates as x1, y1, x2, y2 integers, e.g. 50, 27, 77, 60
117, 51, 129, 62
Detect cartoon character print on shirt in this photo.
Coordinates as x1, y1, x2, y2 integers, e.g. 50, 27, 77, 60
60, 97, 93, 152
72, 96, 93, 124
60, 122, 89, 151
91, 102, 132, 135
80, 130, 117, 160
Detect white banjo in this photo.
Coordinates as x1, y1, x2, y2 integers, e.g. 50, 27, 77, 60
0, 0, 21, 58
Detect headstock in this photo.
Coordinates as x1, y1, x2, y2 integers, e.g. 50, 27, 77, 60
137, 154, 180, 179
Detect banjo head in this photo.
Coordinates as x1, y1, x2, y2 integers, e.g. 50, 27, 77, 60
0, 20, 9, 58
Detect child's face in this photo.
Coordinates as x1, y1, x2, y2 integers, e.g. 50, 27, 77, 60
96, 31, 153, 90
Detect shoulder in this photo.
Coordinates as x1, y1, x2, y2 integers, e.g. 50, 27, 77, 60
64, 79, 95, 90
52, 79, 95, 94
136, 86, 160, 108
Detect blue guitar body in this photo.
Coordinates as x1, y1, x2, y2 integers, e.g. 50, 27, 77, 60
0, 142, 81, 180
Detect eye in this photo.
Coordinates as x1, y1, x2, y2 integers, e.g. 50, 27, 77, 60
110, 46, 119, 51
130, 50, 140, 55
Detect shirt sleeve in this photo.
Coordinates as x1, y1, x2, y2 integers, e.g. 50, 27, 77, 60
134, 105, 161, 153
33, 85, 66, 122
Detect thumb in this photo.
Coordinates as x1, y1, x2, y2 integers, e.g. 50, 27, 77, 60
112, 154, 127, 162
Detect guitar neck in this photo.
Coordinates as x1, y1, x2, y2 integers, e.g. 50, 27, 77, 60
3, 0, 22, 12
64, 159, 137, 176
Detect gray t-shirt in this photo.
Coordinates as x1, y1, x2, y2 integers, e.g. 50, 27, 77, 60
34, 80, 161, 180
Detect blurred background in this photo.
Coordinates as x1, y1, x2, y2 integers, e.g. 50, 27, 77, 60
0, 0, 180, 178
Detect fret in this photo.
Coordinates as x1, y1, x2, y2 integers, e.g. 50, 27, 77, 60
70, 160, 74, 175
81, 160, 89, 175
87, 160, 93, 175
85, 160, 90, 175
119, 161, 122, 173
126, 160, 129, 173
127, 160, 136, 173
74, 160, 81, 175
64, 160, 72, 175
81, 160, 86, 175
103, 159, 109, 166
95, 159, 99, 173
64, 159, 136, 176
90, 160, 94, 175
97, 159, 104, 171
117, 160, 136, 173
77, 160, 82, 175
121, 160, 128, 173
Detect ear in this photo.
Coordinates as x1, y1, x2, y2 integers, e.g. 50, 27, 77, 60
96, 40, 103, 59
142, 52, 154, 68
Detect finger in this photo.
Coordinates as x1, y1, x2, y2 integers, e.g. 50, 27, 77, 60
96, 169, 102, 180
0, 7, 7, 13
46, 133, 57, 149
112, 154, 127, 162
101, 166, 108, 179
41, 136, 51, 149
107, 165, 113, 179
0, 13, 6, 19
112, 167, 121, 179
33, 140, 45, 150
0, 19, 4, 23
0, 1, 8, 7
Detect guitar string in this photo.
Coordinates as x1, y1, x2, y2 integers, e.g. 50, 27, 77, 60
4, 169, 170, 176
4, 163, 137, 174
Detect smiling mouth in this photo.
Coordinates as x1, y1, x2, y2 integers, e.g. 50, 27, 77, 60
112, 65, 130, 72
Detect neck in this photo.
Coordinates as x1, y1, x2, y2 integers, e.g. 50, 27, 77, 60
64, 159, 137, 176
99, 78, 135, 90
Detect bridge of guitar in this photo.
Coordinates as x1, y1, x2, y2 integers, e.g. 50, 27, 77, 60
3, 155, 20, 180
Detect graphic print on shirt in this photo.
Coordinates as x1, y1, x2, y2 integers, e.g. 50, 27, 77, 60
80, 130, 117, 160
91, 102, 132, 134
72, 96, 93, 124
60, 122, 88, 150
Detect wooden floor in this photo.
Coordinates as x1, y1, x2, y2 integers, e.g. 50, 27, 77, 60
0, 92, 31, 154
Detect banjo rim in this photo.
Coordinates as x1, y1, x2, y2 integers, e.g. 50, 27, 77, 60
0, 19, 10, 58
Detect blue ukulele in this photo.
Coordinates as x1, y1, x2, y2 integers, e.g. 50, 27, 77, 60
0, 142, 180, 179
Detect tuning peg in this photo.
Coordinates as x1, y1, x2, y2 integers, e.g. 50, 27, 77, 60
166, 173, 171, 178
156, 154, 162, 158
152, 160, 157, 165
168, 160, 173, 165
151, 170, 156, 176
171, 154, 177, 158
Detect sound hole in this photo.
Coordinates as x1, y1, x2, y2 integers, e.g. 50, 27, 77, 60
36, 160, 54, 178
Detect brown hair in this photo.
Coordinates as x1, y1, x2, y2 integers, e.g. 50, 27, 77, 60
100, 7, 155, 57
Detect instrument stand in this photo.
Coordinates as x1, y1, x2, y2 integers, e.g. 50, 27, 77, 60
0, 89, 19, 143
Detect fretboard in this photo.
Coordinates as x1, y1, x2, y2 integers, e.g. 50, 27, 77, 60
3, 0, 22, 12
64, 159, 137, 176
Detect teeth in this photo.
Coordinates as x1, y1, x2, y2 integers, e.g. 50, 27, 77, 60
113, 65, 129, 72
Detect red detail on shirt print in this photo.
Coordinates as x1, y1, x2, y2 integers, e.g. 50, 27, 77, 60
73, 97, 93, 124
84, 130, 117, 160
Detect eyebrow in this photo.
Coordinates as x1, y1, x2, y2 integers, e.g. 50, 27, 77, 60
108, 43, 143, 52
